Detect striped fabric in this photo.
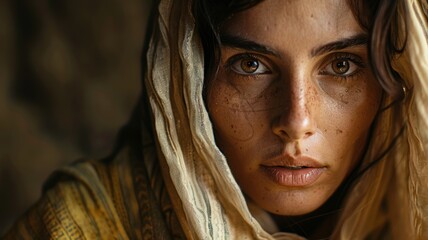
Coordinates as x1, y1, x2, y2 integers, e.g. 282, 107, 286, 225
3, 143, 186, 239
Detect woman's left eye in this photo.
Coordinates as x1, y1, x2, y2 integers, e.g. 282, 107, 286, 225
228, 55, 271, 75
320, 54, 364, 78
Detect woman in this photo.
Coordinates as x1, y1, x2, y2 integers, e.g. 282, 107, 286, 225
4, 0, 428, 239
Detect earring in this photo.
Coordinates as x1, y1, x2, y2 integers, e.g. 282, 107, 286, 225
401, 84, 407, 100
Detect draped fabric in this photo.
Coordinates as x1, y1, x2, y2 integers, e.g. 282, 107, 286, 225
3, 0, 428, 239
3, 143, 186, 239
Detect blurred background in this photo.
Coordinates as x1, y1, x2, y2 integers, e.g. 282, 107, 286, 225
0, 0, 152, 233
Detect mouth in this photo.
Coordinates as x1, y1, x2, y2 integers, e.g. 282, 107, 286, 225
260, 156, 326, 187
280, 166, 310, 170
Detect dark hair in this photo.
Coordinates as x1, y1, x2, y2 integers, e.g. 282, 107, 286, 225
192, 0, 261, 93
193, 0, 407, 99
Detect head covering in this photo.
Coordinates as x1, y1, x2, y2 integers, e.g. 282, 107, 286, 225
143, 0, 428, 239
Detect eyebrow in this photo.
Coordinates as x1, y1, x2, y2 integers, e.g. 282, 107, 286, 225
220, 34, 281, 58
220, 33, 369, 58
311, 34, 369, 57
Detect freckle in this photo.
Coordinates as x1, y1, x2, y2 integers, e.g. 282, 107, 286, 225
310, 14, 314, 18
305, 148, 309, 152
339, 94, 349, 104
324, 129, 328, 132
231, 124, 234, 129
336, 129, 343, 134
275, 209, 279, 213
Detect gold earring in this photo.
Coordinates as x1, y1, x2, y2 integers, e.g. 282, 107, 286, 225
401, 84, 407, 99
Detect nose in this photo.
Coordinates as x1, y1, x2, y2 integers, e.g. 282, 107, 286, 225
272, 77, 316, 141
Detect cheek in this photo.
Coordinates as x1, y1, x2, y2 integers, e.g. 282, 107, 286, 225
207, 80, 248, 144
207, 76, 273, 144
210, 107, 256, 142
321, 77, 382, 163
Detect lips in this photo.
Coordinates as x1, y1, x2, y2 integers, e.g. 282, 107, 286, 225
260, 155, 326, 187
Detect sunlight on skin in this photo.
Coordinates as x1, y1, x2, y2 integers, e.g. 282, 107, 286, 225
207, 0, 382, 217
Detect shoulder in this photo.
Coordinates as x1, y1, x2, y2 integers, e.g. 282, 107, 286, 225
3, 145, 186, 239
3, 159, 130, 239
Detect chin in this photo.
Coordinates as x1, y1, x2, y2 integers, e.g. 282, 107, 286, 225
253, 188, 332, 216
268, 204, 321, 216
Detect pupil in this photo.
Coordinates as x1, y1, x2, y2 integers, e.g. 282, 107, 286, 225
242, 59, 259, 73
334, 60, 349, 73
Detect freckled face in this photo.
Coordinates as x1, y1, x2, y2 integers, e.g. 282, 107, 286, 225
206, 0, 382, 216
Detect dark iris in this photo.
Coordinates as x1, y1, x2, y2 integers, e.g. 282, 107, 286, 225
332, 59, 350, 74
241, 59, 259, 73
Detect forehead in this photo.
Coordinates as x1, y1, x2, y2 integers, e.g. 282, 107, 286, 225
221, 0, 364, 51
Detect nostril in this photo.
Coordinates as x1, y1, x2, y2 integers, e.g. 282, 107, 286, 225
277, 129, 290, 139
304, 130, 315, 138
272, 113, 316, 141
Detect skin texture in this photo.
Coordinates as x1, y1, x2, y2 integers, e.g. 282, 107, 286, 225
207, 0, 383, 219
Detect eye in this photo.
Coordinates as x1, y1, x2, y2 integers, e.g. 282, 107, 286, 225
228, 54, 271, 75
240, 59, 259, 73
332, 59, 350, 74
321, 53, 364, 78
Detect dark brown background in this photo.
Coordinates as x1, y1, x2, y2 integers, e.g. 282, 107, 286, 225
0, 0, 152, 233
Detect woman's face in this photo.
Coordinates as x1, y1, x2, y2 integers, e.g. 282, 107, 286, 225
207, 0, 382, 216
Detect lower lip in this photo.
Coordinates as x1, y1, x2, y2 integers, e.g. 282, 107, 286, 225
261, 166, 326, 187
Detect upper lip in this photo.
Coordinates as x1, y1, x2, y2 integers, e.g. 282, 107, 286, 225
261, 154, 324, 168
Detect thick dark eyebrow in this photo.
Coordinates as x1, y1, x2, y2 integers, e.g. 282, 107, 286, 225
220, 34, 281, 58
220, 33, 369, 58
310, 34, 369, 57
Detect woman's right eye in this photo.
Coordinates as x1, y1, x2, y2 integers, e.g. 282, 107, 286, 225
228, 54, 271, 75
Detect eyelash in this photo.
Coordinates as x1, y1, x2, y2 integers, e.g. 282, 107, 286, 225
224, 52, 366, 82
319, 53, 366, 81
224, 53, 271, 76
